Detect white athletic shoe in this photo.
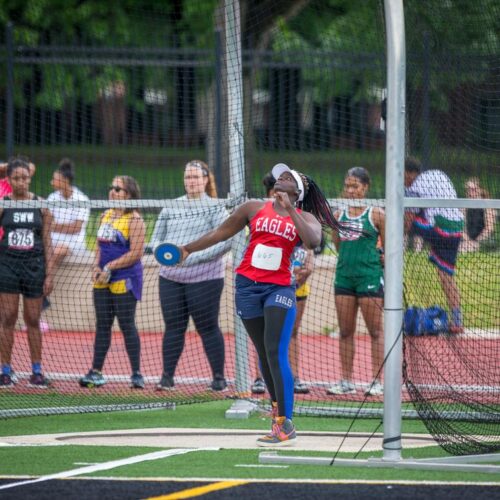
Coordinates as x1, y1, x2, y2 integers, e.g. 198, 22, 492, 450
365, 380, 384, 396
326, 380, 356, 395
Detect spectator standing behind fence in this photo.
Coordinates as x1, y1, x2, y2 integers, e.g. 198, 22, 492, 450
460, 177, 496, 252
0, 157, 54, 388
79, 176, 145, 389
148, 160, 231, 392
404, 157, 464, 334
326, 167, 385, 397
251, 172, 314, 396
176, 163, 341, 447
48, 158, 90, 270
45, 158, 90, 318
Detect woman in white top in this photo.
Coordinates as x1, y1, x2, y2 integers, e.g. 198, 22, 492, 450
48, 158, 90, 269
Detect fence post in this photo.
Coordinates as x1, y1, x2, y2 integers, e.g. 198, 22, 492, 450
214, 29, 223, 194
6, 22, 15, 158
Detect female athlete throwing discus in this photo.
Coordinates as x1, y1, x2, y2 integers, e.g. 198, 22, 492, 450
177, 163, 341, 447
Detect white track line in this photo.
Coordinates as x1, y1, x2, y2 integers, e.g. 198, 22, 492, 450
0, 447, 219, 491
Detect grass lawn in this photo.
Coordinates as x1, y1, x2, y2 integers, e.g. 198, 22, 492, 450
404, 251, 500, 328
1, 401, 499, 482
1, 445, 499, 482
0, 401, 427, 436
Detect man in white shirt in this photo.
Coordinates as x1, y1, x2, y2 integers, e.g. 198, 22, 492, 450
48, 158, 90, 271
404, 157, 464, 334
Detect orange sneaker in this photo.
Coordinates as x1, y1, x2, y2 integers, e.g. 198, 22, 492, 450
257, 416, 296, 447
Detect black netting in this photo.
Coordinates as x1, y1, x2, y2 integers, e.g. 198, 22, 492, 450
402, 0, 500, 455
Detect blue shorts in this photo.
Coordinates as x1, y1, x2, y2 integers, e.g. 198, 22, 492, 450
235, 274, 296, 319
413, 220, 461, 275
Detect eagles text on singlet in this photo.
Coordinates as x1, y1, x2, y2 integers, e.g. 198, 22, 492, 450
255, 216, 297, 242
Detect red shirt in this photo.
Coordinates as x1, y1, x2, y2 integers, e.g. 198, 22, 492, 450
0, 178, 12, 198
0, 179, 12, 240
236, 201, 301, 286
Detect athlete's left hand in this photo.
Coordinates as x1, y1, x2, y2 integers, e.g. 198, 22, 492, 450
274, 191, 294, 211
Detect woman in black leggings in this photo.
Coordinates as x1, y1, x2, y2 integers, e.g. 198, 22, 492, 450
149, 160, 232, 391
79, 175, 145, 389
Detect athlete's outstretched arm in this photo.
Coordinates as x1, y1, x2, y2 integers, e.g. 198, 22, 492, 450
181, 200, 260, 260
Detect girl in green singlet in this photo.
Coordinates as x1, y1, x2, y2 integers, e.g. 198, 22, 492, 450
327, 167, 385, 397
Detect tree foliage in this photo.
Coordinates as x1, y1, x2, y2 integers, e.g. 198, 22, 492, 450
1, 1, 497, 110
269, 0, 385, 103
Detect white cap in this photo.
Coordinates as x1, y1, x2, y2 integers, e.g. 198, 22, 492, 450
271, 163, 304, 202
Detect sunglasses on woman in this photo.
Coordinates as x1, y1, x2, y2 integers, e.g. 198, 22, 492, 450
109, 185, 127, 193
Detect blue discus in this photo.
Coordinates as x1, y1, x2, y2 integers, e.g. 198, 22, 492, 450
154, 242, 182, 266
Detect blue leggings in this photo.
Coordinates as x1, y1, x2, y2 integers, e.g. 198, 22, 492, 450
242, 306, 296, 419
92, 288, 141, 373
159, 277, 225, 379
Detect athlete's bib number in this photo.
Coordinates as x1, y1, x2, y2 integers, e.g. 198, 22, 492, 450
8, 229, 34, 250
251, 244, 282, 271
97, 223, 116, 242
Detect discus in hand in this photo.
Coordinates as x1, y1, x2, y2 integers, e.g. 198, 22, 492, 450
154, 242, 182, 266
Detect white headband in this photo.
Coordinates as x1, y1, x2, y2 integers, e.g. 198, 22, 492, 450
271, 163, 304, 201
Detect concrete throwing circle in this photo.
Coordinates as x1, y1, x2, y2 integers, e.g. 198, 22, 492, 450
0, 428, 437, 452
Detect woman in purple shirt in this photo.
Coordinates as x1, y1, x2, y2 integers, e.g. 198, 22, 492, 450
79, 175, 146, 389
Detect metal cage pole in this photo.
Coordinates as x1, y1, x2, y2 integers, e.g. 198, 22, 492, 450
225, 0, 245, 198
381, 0, 406, 462
224, 0, 256, 418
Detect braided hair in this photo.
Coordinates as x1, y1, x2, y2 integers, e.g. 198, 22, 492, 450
296, 173, 343, 233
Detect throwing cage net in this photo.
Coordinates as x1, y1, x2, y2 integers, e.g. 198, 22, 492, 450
402, 1, 500, 455
0, 1, 498, 457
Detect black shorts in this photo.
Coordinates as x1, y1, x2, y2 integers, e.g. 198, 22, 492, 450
0, 253, 45, 298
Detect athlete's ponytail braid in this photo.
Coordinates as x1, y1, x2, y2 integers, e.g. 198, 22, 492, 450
296, 173, 343, 233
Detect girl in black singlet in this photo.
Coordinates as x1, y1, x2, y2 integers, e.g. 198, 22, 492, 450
0, 157, 54, 388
